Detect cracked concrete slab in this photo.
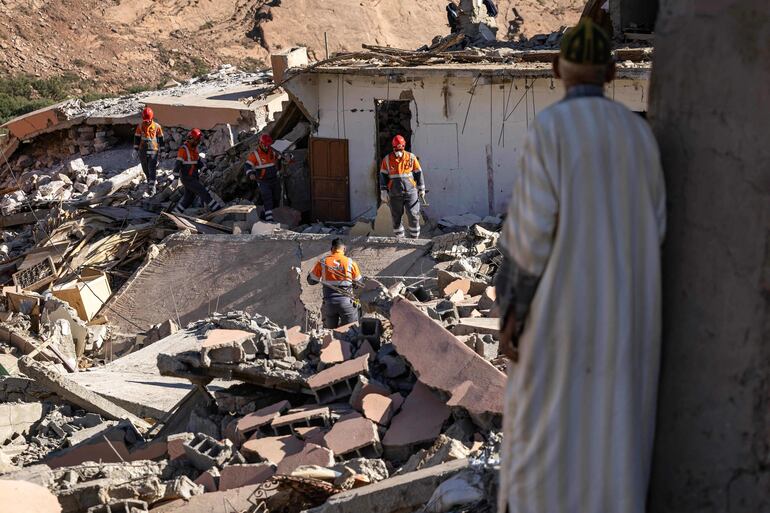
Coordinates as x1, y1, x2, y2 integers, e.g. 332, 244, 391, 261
100, 233, 432, 334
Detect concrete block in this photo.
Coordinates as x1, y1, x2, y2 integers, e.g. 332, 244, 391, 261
306, 355, 370, 404
350, 376, 391, 412
183, 433, 234, 471
276, 442, 334, 476
320, 335, 352, 365
271, 407, 331, 435
218, 463, 275, 491
477, 287, 496, 311
200, 329, 256, 366
270, 46, 309, 84
450, 318, 500, 337
285, 326, 310, 359
167, 432, 195, 460
294, 426, 328, 446
236, 400, 291, 441
361, 393, 395, 426
240, 434, 304, 465
304, 458, 471, 513
0, 402, 44, 443
324, 414, 382, 459
382, 382, 451, 460
443, 278, 471, 297
194, 468, 219, 493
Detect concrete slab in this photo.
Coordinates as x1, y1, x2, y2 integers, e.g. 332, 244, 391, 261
241, 435, 304, 465
100, 233, 431, 334
218, 463, 274, 491
69, 330, 225, 419
323, 414, 381, 458
0, 402, 44, 443
304, 458, 471, 513
275, 442, 334, 475
390, 298, 505, 427
382, 382, 450, 456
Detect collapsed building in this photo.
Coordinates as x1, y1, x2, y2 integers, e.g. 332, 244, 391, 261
0, 3, 661, 512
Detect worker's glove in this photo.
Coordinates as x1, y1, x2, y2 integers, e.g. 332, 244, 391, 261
131, 149, 138, 160
248, 174, 257, 182
418, 190, 426, 203
380, 190, 389, 204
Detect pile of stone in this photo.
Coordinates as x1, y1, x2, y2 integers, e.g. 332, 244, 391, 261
66, 124, 119, 157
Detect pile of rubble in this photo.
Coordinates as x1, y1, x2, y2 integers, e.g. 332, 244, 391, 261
0, 213, 506, 512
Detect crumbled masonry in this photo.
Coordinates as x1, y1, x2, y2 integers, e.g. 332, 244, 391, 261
0, 28, 527, 513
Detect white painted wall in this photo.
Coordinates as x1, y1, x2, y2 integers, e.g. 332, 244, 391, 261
291, 72, 649, 220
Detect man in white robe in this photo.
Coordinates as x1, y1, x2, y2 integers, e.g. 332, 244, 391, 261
496, 18, 667, 513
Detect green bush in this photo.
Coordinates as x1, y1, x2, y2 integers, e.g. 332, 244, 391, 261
0, 74, 83, 124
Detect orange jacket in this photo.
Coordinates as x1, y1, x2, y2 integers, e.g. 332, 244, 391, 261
308, 250, 363, 300
245, 147, 279, 180
174, 142, 202, 177
379, 151, 424, 193
133, 121, 164, 153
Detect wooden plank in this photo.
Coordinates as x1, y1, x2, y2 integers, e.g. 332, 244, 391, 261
0, 210, 45, 228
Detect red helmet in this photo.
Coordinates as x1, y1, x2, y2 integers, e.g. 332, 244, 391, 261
189, 128, 202, 141
259, 133, 273, 147
141, 107, 154, 121
392, 135, 406, 149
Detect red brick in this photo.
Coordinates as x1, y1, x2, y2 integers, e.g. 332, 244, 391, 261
442, 278, 471, 297
350, 376, 391, 412
276, 443, 334, 475
320, 335, 352, 364
219, 463, 275, 491
382, 382, 450, 452
167, 433, 194, 461
285, 326, 310, 358
324, 414, 381, 458
390, 393, 405, 413
236, 400, 291, 441
194, 469, 219, 493
240, 435, 303, 465
295, 426, 328, 447
361, 393, 395, 426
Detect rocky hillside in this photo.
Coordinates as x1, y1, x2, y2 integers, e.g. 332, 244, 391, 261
0, 0, 581, 93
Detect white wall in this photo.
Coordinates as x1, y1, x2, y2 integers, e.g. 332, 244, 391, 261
297, 72, 648, 220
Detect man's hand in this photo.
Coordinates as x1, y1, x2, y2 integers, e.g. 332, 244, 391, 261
131, 149, 138, 160
418, 190, 426, 203
499, 311, 519, 362
380, 190, 389, 204
248, 174, 257, 182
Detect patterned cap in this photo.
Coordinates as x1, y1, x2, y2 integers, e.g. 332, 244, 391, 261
560, 18, 612, 65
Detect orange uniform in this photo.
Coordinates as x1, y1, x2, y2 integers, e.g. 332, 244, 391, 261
245, 147, 279, 180
308, 250, 363, 300
133, 121, 164, 154
379, 151, 424, 194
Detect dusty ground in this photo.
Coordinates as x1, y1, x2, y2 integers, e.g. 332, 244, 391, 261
0, 0, 581, 92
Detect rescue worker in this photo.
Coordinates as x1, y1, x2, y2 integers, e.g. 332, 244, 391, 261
244, 133, 281, 222
379, 135, 425, 239
132, 107, 164, 196
495, 19, 666, 513
446, 2, 461, 33
172, 128, 223, 213
307, 238, 363, 329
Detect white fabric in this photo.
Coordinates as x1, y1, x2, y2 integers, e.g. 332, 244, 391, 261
498, 97, 666, 513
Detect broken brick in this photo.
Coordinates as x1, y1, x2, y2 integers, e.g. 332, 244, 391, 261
306, 355, 370, 404
320, 334, 352, 364
167, 433, 195, 461
324, 414, 382, 459
382, 382, 451, 459
194, 468, 219, 493
477, 286, 496, 311
240, 435, 304, 465
270, 406, 331, 435
183, 433, 233, 471
354, 339, 376, 361
235, 400, 291, 441
294, 426, 328, 447
218, 463, 275, 491
442, 278, 471, 297
350, 376, 391, 412
199, 329, 255, 366
276, 442, 335, 475
285, 326, 310, 359
361, 393, 395, 426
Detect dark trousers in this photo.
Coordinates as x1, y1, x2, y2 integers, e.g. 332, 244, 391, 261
257, 178, 281, 213
390, 190, 421, 238
140, 153, 158, 185
322, 299, 359, 329
179, 175, 214, 209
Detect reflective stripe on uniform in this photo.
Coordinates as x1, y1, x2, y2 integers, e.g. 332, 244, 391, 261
319, 257, 355, 287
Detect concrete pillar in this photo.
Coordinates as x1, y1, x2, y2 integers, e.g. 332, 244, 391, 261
648, 1, 770, 512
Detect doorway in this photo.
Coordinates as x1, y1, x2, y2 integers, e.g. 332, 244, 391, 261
374, 99, 413, 164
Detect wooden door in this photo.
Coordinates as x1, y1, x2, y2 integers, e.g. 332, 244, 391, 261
309, 137, 350, 221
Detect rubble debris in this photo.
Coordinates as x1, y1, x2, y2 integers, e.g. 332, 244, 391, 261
271, 407, 331, 436
324, 413, 382, 459
17, 357, 150, 430
276, 442, 335, 476
0, 479, 62, 513
423, 469, 486, 513
182, 433, 233, 471
382, 382, 451, 461
241, 434, 304, 465
307, 355, 370, 404
390, 298, 505, 428
218, 463, 275, 491
0, 401, 44, 443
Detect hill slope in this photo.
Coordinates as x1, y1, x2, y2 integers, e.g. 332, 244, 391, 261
0, 0, 581, 92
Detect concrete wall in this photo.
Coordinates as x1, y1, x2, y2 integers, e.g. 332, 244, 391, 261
648, 1, 770, 511
291, 71, 648, 220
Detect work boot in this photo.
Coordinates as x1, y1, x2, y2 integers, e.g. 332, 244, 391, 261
148, 183, 157, 196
